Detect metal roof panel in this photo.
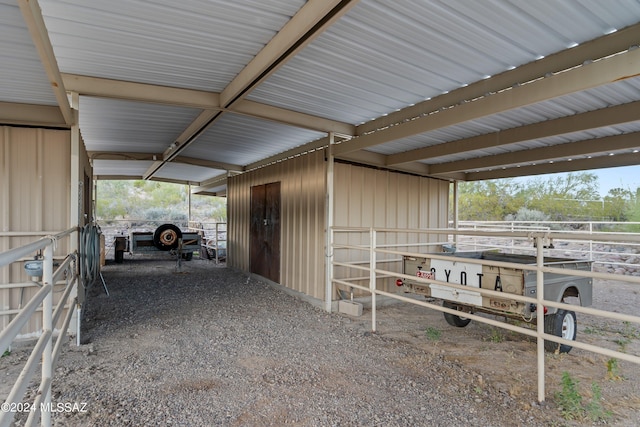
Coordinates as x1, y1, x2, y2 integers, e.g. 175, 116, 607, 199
0, 0, 57, 105
79, 97, 202, 153
39, 0, 305, 91
181, 113, 326, 166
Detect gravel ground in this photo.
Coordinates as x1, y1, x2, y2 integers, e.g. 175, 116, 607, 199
3, 254, 634, 426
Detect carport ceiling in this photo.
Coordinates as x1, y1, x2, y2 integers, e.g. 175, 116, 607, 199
2, 0, 640, 195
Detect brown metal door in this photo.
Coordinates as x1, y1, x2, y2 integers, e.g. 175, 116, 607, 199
250, 182, 280, 282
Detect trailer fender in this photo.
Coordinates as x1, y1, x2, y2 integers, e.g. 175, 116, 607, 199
545, 284, 581, 315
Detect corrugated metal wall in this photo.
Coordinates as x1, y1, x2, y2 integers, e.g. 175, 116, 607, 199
333, 162, 450, 294
228, 150, 449, 301
228, 150, 326, 299
1, 126, 72, 335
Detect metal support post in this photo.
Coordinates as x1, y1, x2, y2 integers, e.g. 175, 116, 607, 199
370, 228, 377, 332
535, 236, 546, 403
41, 243, 54, 426
324, 133, 335, 313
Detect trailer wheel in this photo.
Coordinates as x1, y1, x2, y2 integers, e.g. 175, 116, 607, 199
544, 309, 576, 354
443, 301, 471, 327
153, 224, 182, 251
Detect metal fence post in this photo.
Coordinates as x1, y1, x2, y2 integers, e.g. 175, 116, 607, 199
370, 228, 376, 332
41, 242, 54, 426
535, 236, 546, 403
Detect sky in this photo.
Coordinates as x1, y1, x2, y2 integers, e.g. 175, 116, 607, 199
593, 165, 640, 196
514, 165, 640, 198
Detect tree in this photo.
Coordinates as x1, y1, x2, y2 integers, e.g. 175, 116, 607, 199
603, 188, 632, 221
455, 172, 618, 222
95, 180, 226, 222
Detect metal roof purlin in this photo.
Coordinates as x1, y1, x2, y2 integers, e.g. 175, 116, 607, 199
431, 132, 640, 176
221, 0, 361, 108
145, 0, 361, 182
356, 22, 640, 136
334, 46, 640, 157
18, 0, 73, 125
467, 152, 640, 182
62, 74, 221, 110
386, 100, 640, 166
0, 101, 66, 127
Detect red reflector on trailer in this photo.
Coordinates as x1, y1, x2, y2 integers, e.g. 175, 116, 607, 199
396, 279, 404, 287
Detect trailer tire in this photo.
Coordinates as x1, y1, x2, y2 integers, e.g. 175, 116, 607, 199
443, 301, 471, 327
153, 224, 182, 251
544, 309, 576, 354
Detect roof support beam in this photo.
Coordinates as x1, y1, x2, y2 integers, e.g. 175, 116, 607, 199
173, 156, 243, 173
62, 74, 220, 109
335, 47, 640, 156
194, 173, 229, 190
466, 152, 640, 182
387, 100, 640, 166
357, 22, 640, 136
221, 0, 360, 108
244, 136, 331, 172
88, 152, 162, 161
145, 0, 360, 180
61, 74, 355, 135
0, 102, 66, 127
18, 0, 73, 125
87, 152, 241, 171
336, 151, 431, 176
430, 132, 640, 176
232, 100, 355, 135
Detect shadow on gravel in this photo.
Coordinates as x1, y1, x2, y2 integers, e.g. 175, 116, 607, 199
14, 254, 632, 427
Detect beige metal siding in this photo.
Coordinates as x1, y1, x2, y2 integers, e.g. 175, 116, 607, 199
1, 127, 72, 335
228, 150, 449, 301
333, 162, 450, 294
228, 150, 327, 299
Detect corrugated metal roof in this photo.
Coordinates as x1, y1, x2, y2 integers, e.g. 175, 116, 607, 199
153, 162, 225, 183
2, 0, 640, 188
92, 159, 155, 177
0, 0, 57, 105
249, 0, 640, 124
369, 77, 640, 160
79, 97, 202, 153
38, 0, 305, 91
180, 113, 326, 166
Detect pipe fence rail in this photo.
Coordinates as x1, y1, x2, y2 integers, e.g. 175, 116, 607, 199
0, 228, 79, 427
330, 226, 640, 403
453, 220, 640, 271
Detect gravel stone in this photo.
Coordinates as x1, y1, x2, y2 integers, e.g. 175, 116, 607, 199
3, 255, 621, 426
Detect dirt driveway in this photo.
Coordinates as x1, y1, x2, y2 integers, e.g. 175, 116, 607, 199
1, 256, 639, 426
355, 277, 640, 425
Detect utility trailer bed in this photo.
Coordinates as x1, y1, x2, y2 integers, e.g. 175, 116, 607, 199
113, 224, 200, 263
399, 251, 593, 353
